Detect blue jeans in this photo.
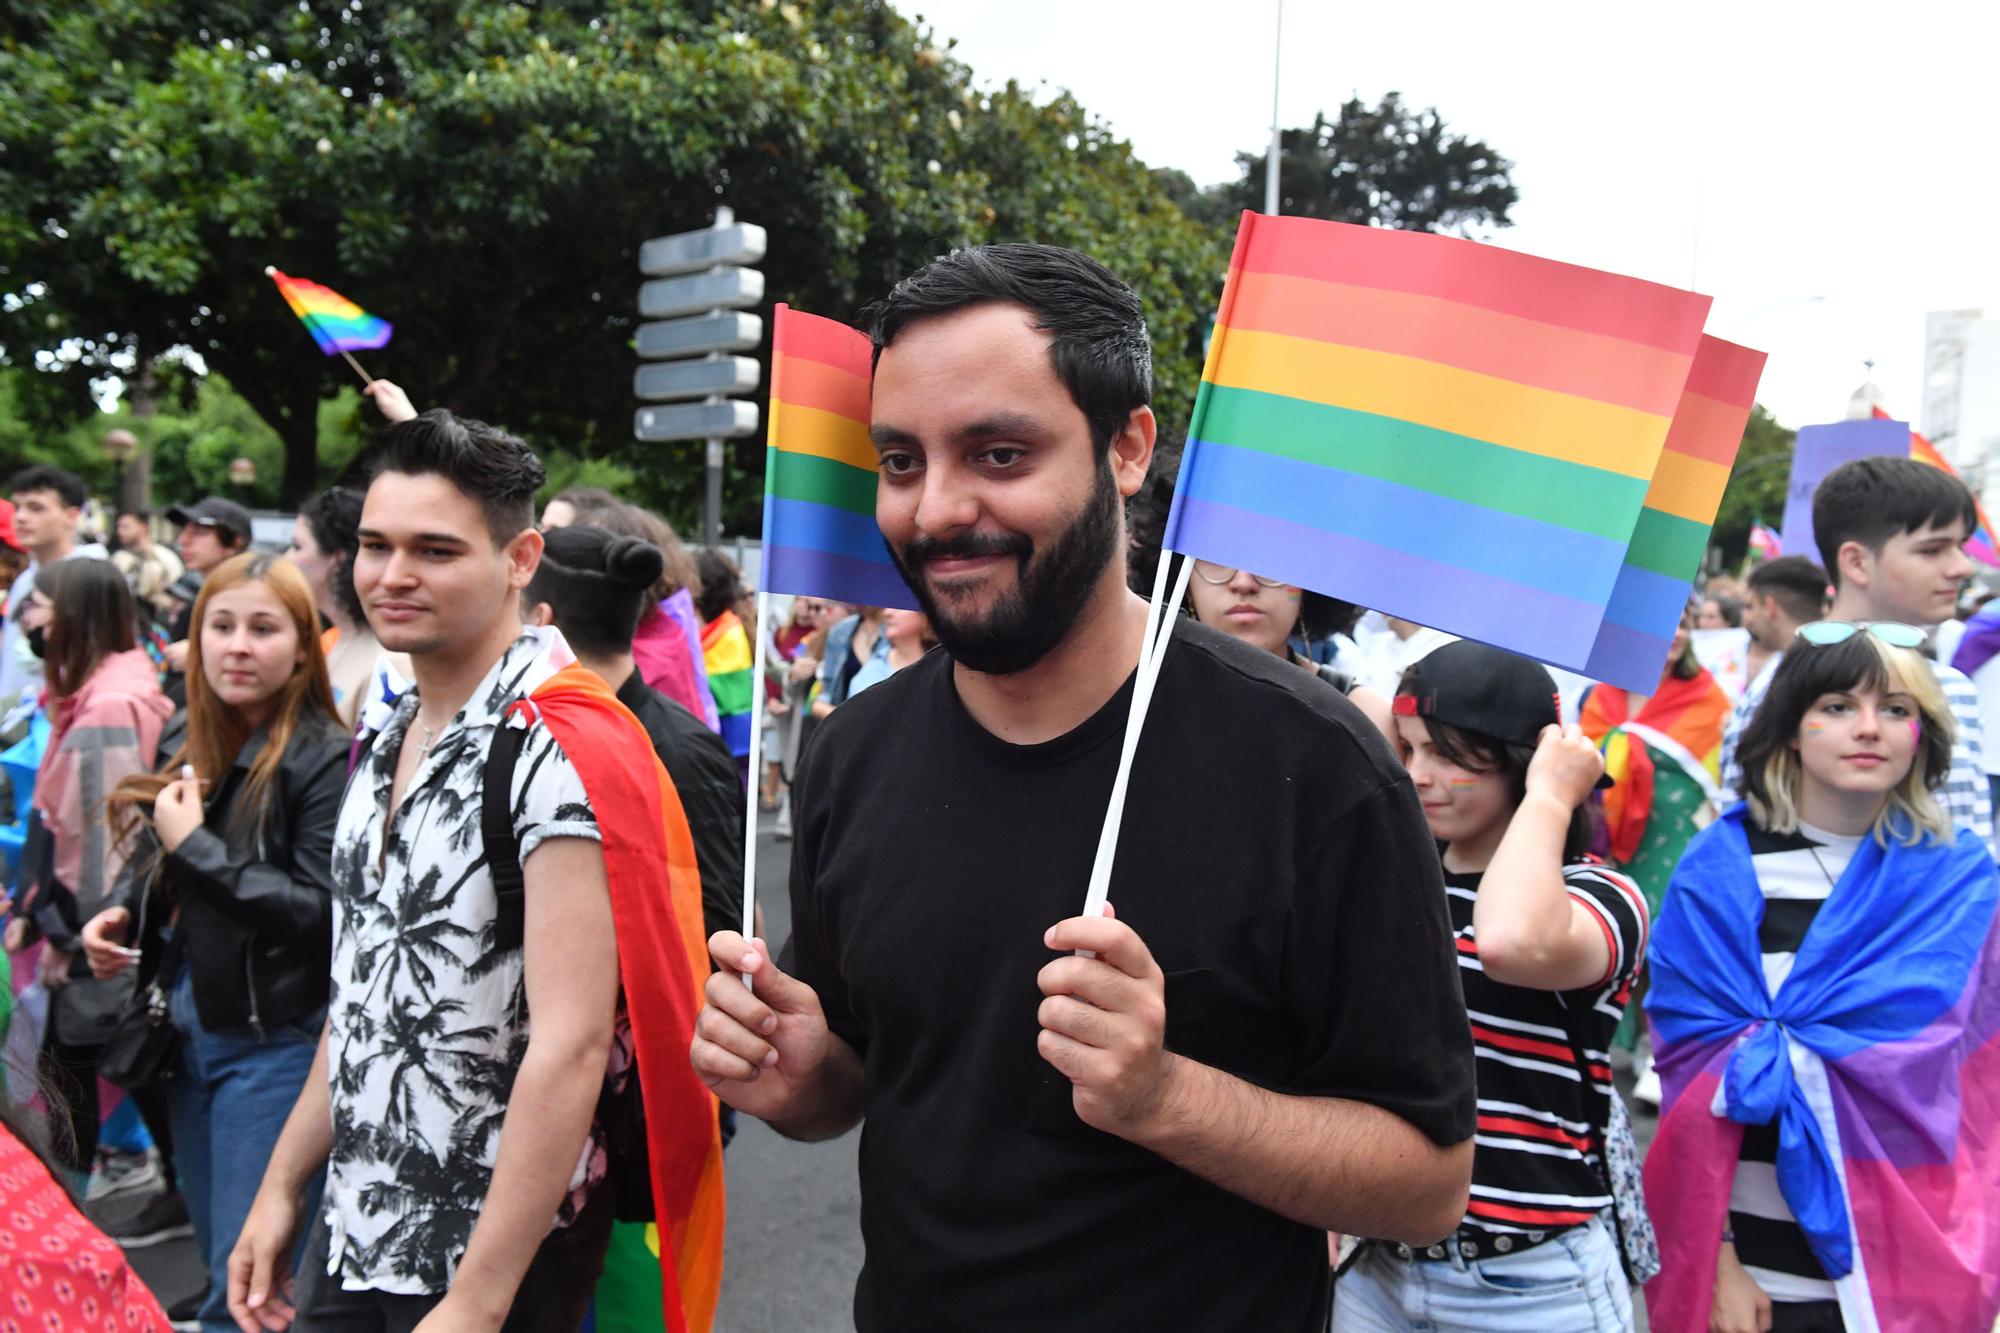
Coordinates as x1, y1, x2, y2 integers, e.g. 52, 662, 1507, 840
168, 970, 324, 1333
1332, 1216, 1633, 1332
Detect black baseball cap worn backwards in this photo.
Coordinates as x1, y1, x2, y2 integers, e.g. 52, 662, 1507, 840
1393, 639, 1562, 747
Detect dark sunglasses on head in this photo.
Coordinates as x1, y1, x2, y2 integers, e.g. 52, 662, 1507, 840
1795, 621, 1926, 650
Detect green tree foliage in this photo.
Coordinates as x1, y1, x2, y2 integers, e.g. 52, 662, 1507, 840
1222, 93, 1517, 234
0, 0, 1224, 530
1708, 405, 1795, 569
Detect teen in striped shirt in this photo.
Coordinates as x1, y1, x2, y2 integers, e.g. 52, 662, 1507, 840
1336, 641, 1646, 1333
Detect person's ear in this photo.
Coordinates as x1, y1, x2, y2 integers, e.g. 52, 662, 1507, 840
523, 600, 555, 629
1836, 539, 1874, 592
505, 526, 544, 591
1108, 406, 1156, 500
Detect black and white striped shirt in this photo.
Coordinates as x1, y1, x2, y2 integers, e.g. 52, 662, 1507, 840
1729, 821, 1857, 1304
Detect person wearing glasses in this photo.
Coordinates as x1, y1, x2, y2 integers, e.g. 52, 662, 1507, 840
1642, 621, 2000, 1333
1182, 559, 1396, 737
1721, 456, 1992, 853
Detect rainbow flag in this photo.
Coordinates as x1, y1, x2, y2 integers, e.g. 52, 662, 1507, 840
1164, 213, 1712, 672
762, 305, 917, 610
1576, 335, 1766, 689
699, 608, 755, 760
265, 267, 393, 355
1748, 522, 1781, 561
1875, 406, 2000, 566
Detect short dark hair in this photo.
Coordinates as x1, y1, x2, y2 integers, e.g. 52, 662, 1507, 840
369, 409, 545, 545
867, 243, 1152, 456
694, 548, 745, 624
117, 507, 151, 524
1812, 456, 1977, 590
299, 487, 367, 625
10, 465, 87, 510
524, 524, 665, 658
1746, 555, 1829, 624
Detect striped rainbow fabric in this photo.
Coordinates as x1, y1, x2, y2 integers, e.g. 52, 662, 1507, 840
762, 304, 918, 610
1577, 335, 1767, 687
265, 267, 393, 354
1164, 212, 1714, 676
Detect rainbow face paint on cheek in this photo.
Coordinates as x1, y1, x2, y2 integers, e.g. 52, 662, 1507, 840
1448, 776, 1479, 791
1804, 721, 1827, 735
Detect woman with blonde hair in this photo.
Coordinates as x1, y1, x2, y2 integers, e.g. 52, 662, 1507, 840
1643, 623, 2000, 1333
80, 552, 350, 1333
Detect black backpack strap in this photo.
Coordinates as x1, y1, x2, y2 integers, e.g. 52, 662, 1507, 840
484, 711, 533, 951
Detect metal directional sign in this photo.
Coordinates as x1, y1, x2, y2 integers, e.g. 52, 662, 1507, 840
639, 220, 768, 278
635, 400, 760, 442
634, 206, 766, 545
635, 310, 762, 360
639, 267, 765, 320
634, 355, 760, 402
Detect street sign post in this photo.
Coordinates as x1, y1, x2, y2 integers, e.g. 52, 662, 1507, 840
634, 207, 766, 545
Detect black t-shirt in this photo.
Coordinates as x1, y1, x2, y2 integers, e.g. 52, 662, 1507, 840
784, 619, 1474, 1332
616, 672, 745, 945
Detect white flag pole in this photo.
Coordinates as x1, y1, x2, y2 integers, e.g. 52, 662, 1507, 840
1081, 548, 1193, 921
739, 588, 771, 984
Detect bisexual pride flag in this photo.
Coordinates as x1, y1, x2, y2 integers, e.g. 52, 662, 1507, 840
761, 305, 918, 611
1164, 213, 1717, 687
1643, 809, 2000, 1331
265, 267, 393, 354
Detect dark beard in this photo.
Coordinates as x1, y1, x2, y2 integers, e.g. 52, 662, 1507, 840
889, 461, 1121, 676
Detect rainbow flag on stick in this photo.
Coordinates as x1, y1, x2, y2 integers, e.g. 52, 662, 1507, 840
1164, 212, 1714, 674
1875, 405, 2000, 566
762, 304, 918, 610
265, 267, 393, 354
1576, 335, 1767, 687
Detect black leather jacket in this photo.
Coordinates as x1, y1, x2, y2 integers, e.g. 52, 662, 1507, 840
117, 711, 350, 1036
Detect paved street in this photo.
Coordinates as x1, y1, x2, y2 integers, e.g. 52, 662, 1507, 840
112, 816, 1652, 1330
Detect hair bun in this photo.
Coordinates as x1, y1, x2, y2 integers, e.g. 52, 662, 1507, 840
604, 535, 665, 591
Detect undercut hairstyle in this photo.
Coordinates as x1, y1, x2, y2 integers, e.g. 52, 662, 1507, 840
1395, 665, 1597, 863
9, 464, 87, 510
1746, 555, 1829, 624
299, 487, 367, 625
39, 559, 138, 702
1812, 456, 1978, 590
370, 409, 545, 545
524, 524, 665, 658
868, 243, 1152, 456
1736, 631, 1953, 847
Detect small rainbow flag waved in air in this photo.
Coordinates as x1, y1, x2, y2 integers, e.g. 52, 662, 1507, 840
761, 304, 918, 610
1578, 334, 1767, 686
265, 267, 393, 355
1749, 522, 1782, 561
1164, 212, 1715, 686
1875, 405, 2000, 567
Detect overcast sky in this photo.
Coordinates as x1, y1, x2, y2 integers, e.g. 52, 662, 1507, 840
906, 0, 1999, 433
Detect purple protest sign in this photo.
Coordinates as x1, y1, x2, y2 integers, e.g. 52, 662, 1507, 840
1779, 418, 1911, 569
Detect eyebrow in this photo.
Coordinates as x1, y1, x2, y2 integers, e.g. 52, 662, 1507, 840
870, 412, 1049, 451
356, 528, 472, 548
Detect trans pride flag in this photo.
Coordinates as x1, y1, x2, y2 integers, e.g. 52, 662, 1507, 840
1164, 212, 1717, 688
264, 267, 393, 354
761, 305, 917, 611
1643, 808, 2000, 1332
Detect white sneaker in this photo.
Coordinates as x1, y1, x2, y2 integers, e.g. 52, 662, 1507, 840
86, 1148, 161, 1203
1633, 1056, 1662, 1109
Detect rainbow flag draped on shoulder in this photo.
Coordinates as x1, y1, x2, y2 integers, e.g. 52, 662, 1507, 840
1163, 213, 1760, 693
762, 304, 918, 611
1642, 808, 2000, 1332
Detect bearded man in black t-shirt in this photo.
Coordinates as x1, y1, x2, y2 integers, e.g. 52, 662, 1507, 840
691, 244, 1476, 1331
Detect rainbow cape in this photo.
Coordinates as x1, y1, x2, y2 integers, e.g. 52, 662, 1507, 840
1643, 808, 2000, 1332
1163, 212, 1720, 689
1873, 405, 1999, 566
515, 664, 725, 1333
1579, 670, 1729, 864
265, 268, 393, 355
698, 608, 755, 760
762, 304, 918, 610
